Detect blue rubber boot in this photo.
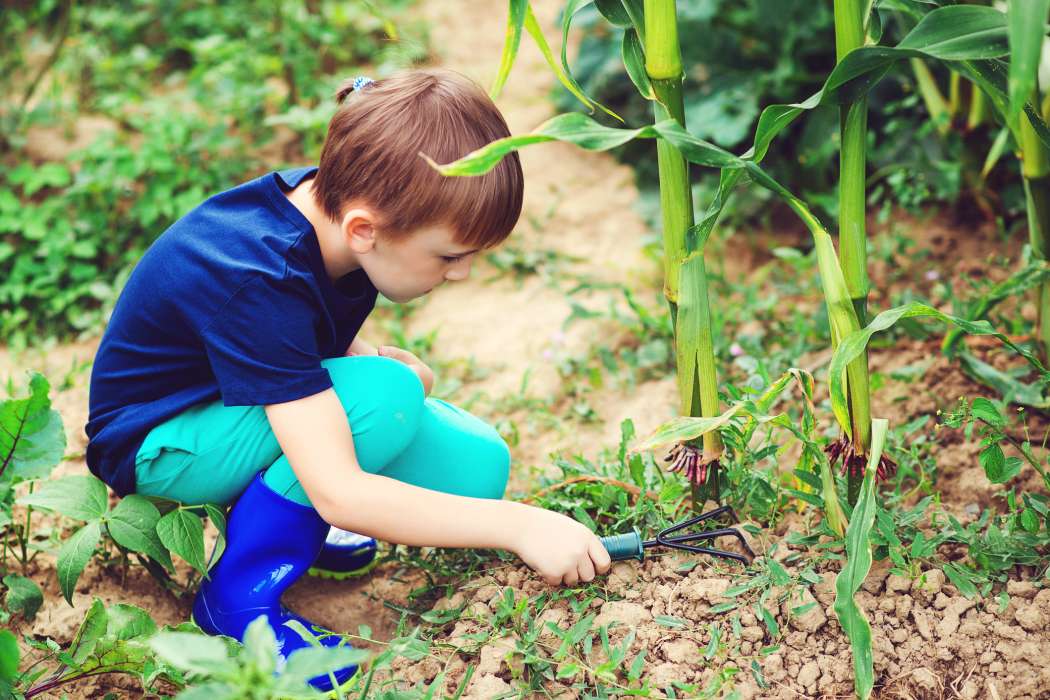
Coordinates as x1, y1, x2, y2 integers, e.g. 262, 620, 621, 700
192, 473, 358, 690
310, 528, 379, 579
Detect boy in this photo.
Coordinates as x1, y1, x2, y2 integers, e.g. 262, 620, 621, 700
85, 68, 611, 689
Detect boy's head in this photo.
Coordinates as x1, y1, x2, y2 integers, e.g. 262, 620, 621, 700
312, 68, 524, 302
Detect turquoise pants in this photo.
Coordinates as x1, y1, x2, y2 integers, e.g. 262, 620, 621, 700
133, 356, 510, 508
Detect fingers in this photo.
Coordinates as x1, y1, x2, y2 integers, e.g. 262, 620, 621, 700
577, 556, 595, 584
379, 345, 419, 364
589, 537, 612, 575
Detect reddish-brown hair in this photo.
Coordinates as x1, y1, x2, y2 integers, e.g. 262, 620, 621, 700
312, 68, 523, 248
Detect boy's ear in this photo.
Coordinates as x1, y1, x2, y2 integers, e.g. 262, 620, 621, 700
342, 208, 376, 253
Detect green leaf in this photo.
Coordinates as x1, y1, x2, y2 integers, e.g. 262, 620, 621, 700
970, 397, 1005, 428
149, 632, 231, 675
547, 0, 621, 121
594, 0, 631, 26
3, 573, 43, 621
0, 371, 66, 481
489, 0, 527, 99
942, 563, 980, 599
18, 475, 109, 522
621, 28, 653, 100
107, 495, 172, 570
0, 630, 18, 682
203, 503, 227, 568
958, 352, 1050, 409
830, 303, 1048, 436
278, 646, 369, 690
974, 442, 1007, 482
833, 419, 888, 700
424, 112, 738, 178
243, 615, 278, 676
1007, 0, 1050, 122
654, 615, 686, 629
69, 598, 108, 664
107, 604, 157, 643
57, 521, 102, 606
157, 509, 207, 574
1021, 507, 1041, 532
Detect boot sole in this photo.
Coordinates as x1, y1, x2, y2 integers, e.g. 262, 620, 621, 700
307, 556, 380, 580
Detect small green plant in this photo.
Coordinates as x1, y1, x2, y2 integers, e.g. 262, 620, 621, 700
151, 615, 369, 699
941, 396, 1050, 490
5, 597, 188, 698
1, 371, 66, 625
16, 475, 227, 604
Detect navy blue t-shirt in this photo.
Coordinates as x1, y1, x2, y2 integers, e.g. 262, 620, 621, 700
85, 167, 378, 496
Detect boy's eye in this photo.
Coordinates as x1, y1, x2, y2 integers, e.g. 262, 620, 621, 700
441, 255, 464, 263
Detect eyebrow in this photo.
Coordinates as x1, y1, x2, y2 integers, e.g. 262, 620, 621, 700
448, 248, 481, 256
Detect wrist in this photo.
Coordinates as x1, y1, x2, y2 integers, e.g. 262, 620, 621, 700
500, 501, 534, 554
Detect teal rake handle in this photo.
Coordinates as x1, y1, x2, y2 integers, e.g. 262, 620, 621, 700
599, 506, 755, 565
600, 530, 645, 561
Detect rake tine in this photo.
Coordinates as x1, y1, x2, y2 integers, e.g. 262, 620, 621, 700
657, 527, 756, 562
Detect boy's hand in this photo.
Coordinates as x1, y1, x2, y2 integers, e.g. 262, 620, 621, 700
511, 506, 612, 586
377, 345, 435, 396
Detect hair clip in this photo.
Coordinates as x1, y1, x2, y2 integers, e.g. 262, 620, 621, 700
352, 76, 375, 92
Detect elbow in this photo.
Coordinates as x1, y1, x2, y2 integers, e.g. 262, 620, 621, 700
306, 472, 366, 527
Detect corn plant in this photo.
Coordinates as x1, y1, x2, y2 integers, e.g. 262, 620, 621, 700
833, 0, 875, 505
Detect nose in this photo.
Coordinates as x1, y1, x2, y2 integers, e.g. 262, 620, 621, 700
444, 255, 474, 282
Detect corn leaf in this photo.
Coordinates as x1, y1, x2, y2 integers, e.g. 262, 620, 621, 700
490, 0, 527, 100
526, 3, 621, 121
982, 125, 1013, 180
622, 28, 654, 100
595, 0, 631, 26
958, 351, 1050, 409
1007, 0, 1050, 123
636, 370, 805, 452
833, 418, 888, 700
424, 112, 738, 176
558, 0, 626, 118
674, 252, 702, 418
813, 227, 865, 438
830, 303, 1050, 427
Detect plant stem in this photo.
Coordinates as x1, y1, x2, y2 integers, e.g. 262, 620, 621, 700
911, 59, 952, 136
645, 0, 723, 506
835, 0, 873, 505
1018, 91, 1050, 363
20, 483, 34, 571
967, 83, 990, 130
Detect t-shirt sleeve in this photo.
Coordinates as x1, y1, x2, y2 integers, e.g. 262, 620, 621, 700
199, 274, 334, 406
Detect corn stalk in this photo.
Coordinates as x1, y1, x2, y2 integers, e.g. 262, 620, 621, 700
644, 0, 723, 507
1009, 0, 1050, 363
835, 0, 873, 505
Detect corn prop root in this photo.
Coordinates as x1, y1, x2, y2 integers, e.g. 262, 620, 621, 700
664, 442, 719, 485
824, 435, 897, 481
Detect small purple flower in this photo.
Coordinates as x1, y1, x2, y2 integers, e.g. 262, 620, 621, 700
924, 269, 940, 282
542, 349, 554, 361
353, 76, 375, 91
729, 342, 744, 357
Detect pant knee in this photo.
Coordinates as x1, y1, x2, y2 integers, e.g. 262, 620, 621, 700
322, 355, 425, 450
476, 432, 511, 500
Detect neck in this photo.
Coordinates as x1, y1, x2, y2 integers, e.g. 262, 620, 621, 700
286, 179, 360, 280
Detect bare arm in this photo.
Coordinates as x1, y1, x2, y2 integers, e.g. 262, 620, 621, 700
345, 336, 378, 356
264, 388, 611, 584
344, 337, 435, 396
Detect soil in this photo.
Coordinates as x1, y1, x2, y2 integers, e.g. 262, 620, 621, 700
3, 1, 1050, 698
